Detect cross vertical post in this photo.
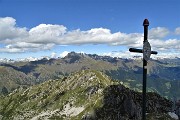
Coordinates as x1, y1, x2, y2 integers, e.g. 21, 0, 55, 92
129, 19, 158, 120
142, 19, 148, 120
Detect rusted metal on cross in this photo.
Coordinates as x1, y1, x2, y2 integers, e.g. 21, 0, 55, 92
129, 19, 158, 120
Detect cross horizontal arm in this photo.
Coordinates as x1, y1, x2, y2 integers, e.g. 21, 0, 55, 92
129, 48, 158, 54
129, 48, 142, 53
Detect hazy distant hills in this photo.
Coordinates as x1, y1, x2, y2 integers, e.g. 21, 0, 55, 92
0, 52, 180, 99
0, 70, 174, 120
0, 66, 35, 95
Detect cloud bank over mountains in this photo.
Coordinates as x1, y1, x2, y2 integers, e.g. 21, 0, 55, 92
0, 17, 180, 54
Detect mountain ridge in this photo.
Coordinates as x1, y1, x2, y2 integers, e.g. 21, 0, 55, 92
0, 52, 180, 100
0, 70, 175, 120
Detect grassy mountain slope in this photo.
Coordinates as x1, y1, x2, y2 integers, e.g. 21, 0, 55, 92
0, 66, 35, 95
0, 70, 118, 119
0, 70, 174, 120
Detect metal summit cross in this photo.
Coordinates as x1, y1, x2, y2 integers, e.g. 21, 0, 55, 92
129, 19, 158, 120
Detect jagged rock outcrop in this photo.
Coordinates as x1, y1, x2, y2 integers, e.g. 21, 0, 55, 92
90, 84, 173, 120
147, 92, 172, 113
175, 100, 180, 119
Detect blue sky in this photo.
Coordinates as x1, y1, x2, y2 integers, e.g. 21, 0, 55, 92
0, 0, 180, 59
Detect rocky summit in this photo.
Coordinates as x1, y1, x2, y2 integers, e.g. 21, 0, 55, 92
0, 70, 176, 120
88, 85, 173, 120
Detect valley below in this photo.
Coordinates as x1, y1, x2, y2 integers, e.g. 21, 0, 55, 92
0, 52, 180, 119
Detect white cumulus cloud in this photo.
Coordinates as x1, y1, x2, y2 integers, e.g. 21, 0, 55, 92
150, 39, 180, 51
175, 27, 180, 35
51, 52, 57, 58
0, 17, 179, 56
60, 51, 69, 58
0, 17, 28, 41
149, 27, 169, 39
29, 24, 67, 44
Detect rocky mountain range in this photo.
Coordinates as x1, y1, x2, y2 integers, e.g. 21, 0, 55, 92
0, 70, 177, 120
0, 52, 180, 100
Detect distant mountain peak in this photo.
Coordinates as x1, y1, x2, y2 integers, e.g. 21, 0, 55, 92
65, 51, 85, 57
